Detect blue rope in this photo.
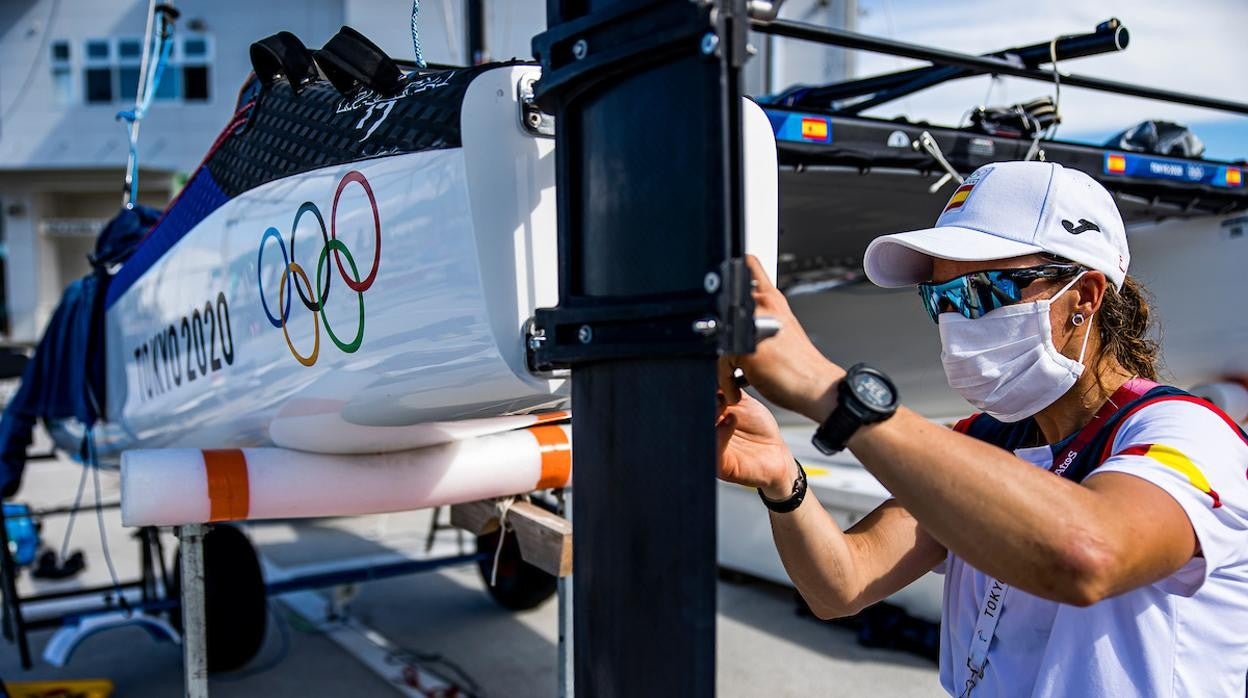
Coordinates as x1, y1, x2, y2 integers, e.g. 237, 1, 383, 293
410, 0, 427, 69
117, 11, 175, 204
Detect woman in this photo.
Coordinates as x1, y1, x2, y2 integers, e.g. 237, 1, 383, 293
719, 161, 1248, 696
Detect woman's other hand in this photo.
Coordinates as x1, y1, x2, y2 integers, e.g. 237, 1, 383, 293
716, 391, 798, 499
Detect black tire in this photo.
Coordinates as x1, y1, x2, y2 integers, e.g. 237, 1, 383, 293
476, 517, 558, 611
170, 524, 267, 673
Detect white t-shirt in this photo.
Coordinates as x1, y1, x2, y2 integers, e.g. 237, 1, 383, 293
938, 399, 1248, 697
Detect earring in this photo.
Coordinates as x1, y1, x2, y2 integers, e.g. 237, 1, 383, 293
1071, 313, 1085, 327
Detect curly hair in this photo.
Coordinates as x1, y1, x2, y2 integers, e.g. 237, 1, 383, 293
1094, 275, 1160, 381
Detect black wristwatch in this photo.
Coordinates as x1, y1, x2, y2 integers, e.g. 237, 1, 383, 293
758, 459, 807, 514
811, 363, 899, 456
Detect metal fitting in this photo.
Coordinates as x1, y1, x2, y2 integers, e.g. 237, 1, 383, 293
692, 317, 719, 336
577, 325, 593, 344
572, 39, 588, 60
700, 33, 720, 55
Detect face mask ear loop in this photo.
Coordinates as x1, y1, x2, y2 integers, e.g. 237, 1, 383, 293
1076, 312, 1094, 365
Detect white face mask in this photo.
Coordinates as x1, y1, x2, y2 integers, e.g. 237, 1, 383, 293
937, 273, 1091, 423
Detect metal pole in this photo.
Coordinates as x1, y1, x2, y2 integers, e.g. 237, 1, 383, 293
0, 509, 32, 669
465, 0, 487, 65
177, 524, 209, 698
557, 489, 573, 698
751, 18, 1248, 116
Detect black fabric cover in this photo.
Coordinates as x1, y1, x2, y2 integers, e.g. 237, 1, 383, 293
1106, 120, 1206, 159
249, 31, 318, 94
205, 61, 518, 199
315, 26, 403, 97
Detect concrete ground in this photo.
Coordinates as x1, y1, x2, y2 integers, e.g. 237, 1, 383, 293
0, 453, 941, 696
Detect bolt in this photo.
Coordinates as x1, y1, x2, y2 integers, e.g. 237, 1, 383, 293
700, 33, 719, 55
572, 39, 588, 60
703, 271, 721, 293
692, 317, 718, 336
577, 325, 593, 344
528, 112, 543, 128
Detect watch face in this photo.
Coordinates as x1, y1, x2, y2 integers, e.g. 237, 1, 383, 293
851, 372, 895, 409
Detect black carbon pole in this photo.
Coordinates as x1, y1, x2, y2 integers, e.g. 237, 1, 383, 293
753, 18, 1248, 116
532, 1, 754, 695
465, 0, 486, 65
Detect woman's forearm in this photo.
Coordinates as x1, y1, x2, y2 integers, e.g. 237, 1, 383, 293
767, 489, 864, 618
847, 407, 1118, 604
767, 485, 946, 618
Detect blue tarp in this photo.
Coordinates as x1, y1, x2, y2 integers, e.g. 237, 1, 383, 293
0, 205, 159, 497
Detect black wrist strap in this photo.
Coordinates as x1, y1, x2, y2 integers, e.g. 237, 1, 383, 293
758, 459, 807, 514
813, 403, 861, 455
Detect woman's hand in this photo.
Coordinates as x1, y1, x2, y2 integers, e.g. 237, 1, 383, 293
717, 391, 798, 499
723, 256, 845, 423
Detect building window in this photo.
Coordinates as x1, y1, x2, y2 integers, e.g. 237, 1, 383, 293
50, 40, 72, 105
76, 35, 212, 106
83, 39, 113, 104
179, 35, 212, 103
117, 38, 142, 101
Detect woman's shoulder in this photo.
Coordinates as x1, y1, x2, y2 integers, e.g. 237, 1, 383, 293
1112, 392, 1248, 453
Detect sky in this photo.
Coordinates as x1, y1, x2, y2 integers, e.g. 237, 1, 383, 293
846, 0, 1248, 161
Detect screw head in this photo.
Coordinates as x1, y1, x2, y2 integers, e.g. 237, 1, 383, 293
527, 112, 543, 127
692, 317, 718, 336
577, 325, 593, 344
700, 33, 719, 55
572, 39, 588, 60
703, 271, 721, 293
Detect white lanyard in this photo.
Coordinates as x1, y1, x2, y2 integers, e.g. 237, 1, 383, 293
960, 576, 1008, 698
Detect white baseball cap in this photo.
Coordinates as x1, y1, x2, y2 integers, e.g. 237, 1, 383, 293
863, 161, 1129, 289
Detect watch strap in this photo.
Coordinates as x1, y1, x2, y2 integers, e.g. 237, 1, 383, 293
812, 403, 862, 455
758, 459, 807, 514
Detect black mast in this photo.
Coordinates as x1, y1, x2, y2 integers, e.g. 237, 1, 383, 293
465, 0, 487, 65
532, 1, 758, 694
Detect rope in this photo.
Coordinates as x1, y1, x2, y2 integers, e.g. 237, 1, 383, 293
410, 0, 427, 69
488, 496, 518, 587
1025, 37, 1065, 162
117, 3, 176, 207
914, 131, 964, 194
84, 425, 129, 614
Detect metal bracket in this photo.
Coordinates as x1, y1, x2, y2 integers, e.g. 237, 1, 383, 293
531, 0, 743, 110
527, 257, 765, 370
518, 74, 555, 137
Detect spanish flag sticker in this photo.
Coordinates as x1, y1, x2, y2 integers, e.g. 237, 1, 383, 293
1227, 167, 1243, 187
801, 117, 830, 143
1105, 153, 1127, 175
941, 166, 992, 214
944, 183, 974, 212
1119, 443, 1222, 508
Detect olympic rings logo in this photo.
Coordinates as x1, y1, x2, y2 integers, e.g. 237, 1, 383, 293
256, 170, 381, 366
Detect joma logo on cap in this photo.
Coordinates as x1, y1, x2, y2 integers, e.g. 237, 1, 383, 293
1062, 218, 1101, 235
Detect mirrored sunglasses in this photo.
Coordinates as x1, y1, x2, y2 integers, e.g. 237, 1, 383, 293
917, 263, 1083, 323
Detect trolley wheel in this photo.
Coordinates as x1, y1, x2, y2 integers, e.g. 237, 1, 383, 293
476, 495, 559, 611
170, 524, 267, 673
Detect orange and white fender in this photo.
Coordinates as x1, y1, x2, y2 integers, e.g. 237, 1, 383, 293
120, 424, 571, 526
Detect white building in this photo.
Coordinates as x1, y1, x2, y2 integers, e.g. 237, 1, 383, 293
0, 0, 852, 344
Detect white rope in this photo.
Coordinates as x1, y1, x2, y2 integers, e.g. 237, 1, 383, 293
914, 131, 964, 194
1025, 37, 1064, 162
409, 0, 427, 69
488, 496, 519, 587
